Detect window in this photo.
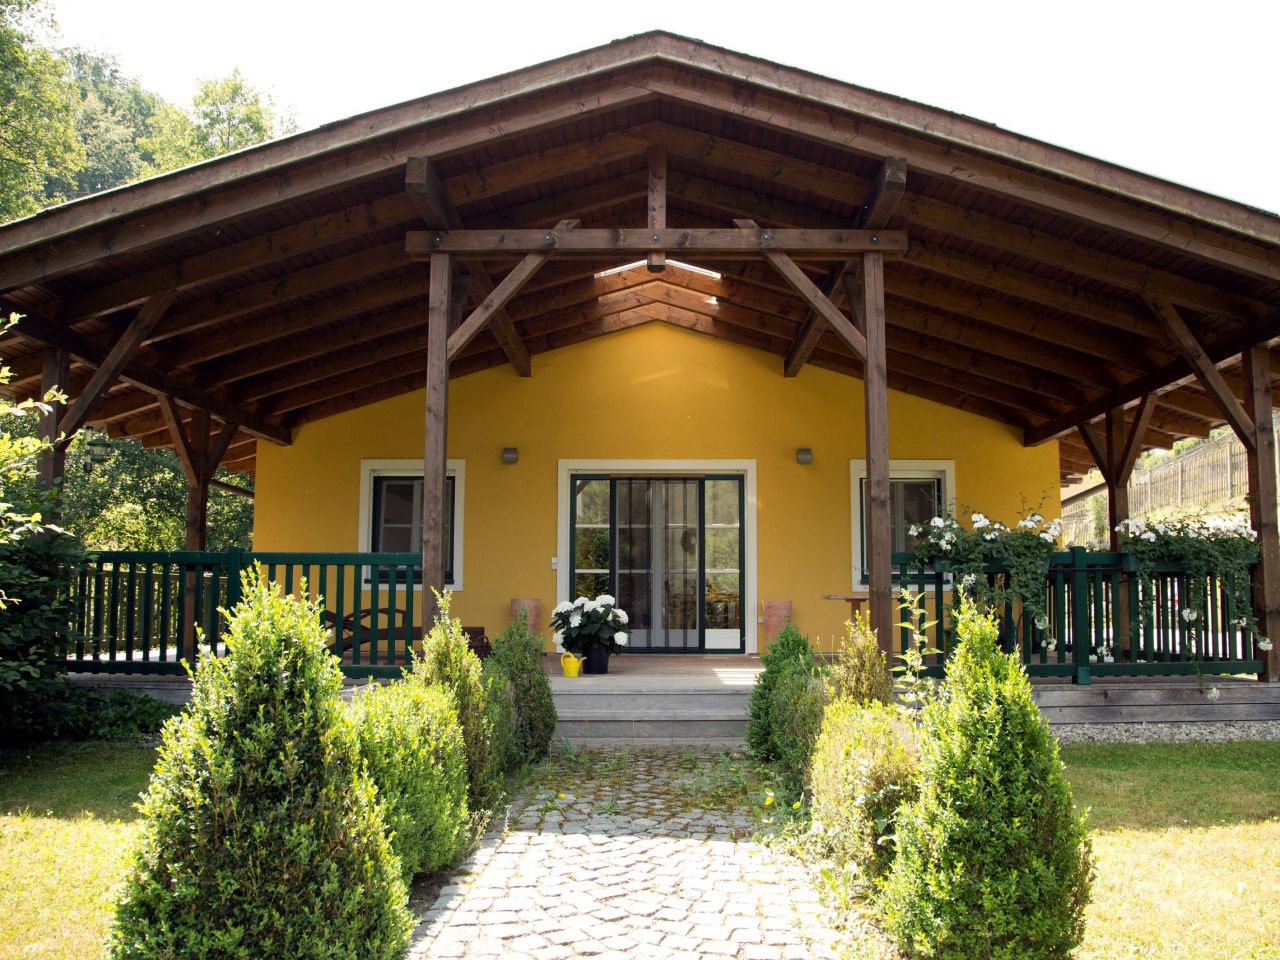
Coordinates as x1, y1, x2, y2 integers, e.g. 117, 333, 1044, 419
849, 459, 954, 588
359, 460, 464, 589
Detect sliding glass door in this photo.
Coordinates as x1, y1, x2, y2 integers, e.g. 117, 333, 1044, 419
570, 475, 744, 652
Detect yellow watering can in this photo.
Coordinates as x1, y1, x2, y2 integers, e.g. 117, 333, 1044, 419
560, 651, 585, 678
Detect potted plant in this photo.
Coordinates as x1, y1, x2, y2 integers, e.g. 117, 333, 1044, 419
550, 594, 629, 674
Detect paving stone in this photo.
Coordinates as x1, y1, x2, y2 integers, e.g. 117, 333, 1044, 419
405, 750, 849, 960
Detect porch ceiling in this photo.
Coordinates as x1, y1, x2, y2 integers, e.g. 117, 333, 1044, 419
1, 32, 1278, 482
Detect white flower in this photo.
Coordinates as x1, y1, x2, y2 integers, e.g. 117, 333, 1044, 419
1259, 638, 1274, 652
1140, 531, 1157, 542
908, 524, 921, 537
930, 516, 946, 528
971, 513, 990, 529
614, 608, 629, 625
1017, 517, 1037, 530
568, 611, 582, 628
1034, 614, 1049, 631
1181, 608, 1198, 623
1046, 518, 1063, 537
573, 596, 588, 608
1155, 523, 1169, 535
1031, 513, 1044, 523
581, 599, 599, 613
961, 573, 977, 589
1206, 686, 1221, 702
596, 594, 616, 606
1040, 532, 1055, 543
984, 532, 997, 541
552, 600, 573, 615
613, 631, 628, 645
1046, 639, 1058, 653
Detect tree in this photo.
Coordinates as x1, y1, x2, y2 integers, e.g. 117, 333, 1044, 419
0, 1, 82, 221
140, 68, 294, 176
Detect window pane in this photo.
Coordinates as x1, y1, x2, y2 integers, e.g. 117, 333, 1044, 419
381, 526, 413, 552
575, 527, 610, 570
705, 527, 740, 572
575, 572, 610, 598
381, 480, 416, 526
575, 479, 610, 525
705, 573, 741, 629
860, 476, 944, 576
705, 478, 740, 526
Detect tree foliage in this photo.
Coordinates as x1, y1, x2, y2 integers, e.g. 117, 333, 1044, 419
0, 1, 81, 220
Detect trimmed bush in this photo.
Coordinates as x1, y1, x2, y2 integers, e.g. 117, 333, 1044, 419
747, 623, 811, 759
410, 591, 496, 807
827, 610, 891, 705
108, 569, 411, 960
809, 697, 918, 885
488, 610, 556, 761
878, 597, 1094, 959
769, 654, 828, 788
350, 680, 469, 880
482, 661, 519, 777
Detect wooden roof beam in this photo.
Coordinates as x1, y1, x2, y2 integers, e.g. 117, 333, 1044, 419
1024, 309, 1280, 445
10, 310, 290, 444
406, 156, 532, 376
1148, 295, 1256, 450
408, 225, 907, 260
784, 158, 905, 377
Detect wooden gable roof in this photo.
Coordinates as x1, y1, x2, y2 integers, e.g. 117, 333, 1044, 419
1, 31, 1277, 480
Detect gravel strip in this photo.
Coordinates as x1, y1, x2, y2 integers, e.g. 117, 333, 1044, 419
1052, 720, 1280, 744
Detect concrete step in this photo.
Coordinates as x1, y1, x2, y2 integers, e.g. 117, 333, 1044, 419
552, 692, 749, 712
556, 737, 745, 752
554, 717, 747, 740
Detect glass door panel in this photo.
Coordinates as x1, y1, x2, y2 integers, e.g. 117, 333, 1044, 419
704, 477, 743, 650
572, 478, 611, 598
615, 479, 654, 645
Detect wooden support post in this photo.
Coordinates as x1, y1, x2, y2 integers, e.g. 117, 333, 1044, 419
1104, 408, 1128, 550
1242, 346, 1280, 681
647, 144, 667, 273
848, 252, 893, 657
37, 347, 69, 496
422, 253, 451, 629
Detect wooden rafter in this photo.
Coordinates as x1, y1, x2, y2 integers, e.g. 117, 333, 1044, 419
11, 310, 289, 444
647, 144, 668, 272
57, 289, 175, 439
783, 159, 906, 377
1148, 295, 1256, 450
406, 156, 532, 376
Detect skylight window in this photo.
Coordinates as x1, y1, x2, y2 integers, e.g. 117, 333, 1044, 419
594, 259, 722, 280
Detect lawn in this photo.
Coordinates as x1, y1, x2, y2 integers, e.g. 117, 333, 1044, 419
1062, 741, 1280, 960
1, 739, 1278, 960
0, 742, 156, 960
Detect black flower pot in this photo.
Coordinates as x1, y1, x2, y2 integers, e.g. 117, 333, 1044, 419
583, 646, 611, 674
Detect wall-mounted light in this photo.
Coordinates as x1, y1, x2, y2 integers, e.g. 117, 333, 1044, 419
795, 447, 813, 465
501, 447, 519, 465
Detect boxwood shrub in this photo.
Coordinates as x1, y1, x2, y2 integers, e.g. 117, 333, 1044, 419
747, 623, 810, 759
827, 610, 891, 705
878, 598, 1094, 959
350, 680, 469, 880
769, 654, 828, 788
487, 610, 556, 761
809, 697, 918, 885
410, 591, 496, 806
108, 569, 411, 960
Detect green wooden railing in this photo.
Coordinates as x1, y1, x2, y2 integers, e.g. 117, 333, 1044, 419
892, 546, 1265, 683
58, 547, 1266, 683
60, 549, 424, 678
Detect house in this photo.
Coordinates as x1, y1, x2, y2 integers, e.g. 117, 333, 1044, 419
0, 33, 1277, 677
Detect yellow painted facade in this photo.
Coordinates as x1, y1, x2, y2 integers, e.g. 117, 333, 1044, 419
254, 322, 1060, 653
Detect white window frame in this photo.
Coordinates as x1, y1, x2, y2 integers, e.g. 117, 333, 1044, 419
556, 459, 758, 654
849, 459, 955, 591
358, 458, 465, 591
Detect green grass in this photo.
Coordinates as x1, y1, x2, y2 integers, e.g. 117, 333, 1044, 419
3, 739, 1279, 960
0, 741, 156, 960
1062, 741, 1280, 960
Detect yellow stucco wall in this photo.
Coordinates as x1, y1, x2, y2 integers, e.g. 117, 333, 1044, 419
254, 322, 1060, 653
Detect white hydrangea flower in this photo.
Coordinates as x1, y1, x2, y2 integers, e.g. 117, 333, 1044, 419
613, 631, 628, 645
1259, 638, 1273, 652
596, 594, 616, 606
613, 608, 629, 624
568, 611, 582, 628
971, 513, 990, 529
573, 596, 588, 607
552, 600, 573, 615
581, 599, 599, 613
1206, 686, 1221, 702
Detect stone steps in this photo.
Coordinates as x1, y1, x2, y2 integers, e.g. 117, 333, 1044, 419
552, 682, 751, 747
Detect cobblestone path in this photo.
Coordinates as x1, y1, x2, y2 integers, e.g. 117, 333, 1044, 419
408, 751, 843, 960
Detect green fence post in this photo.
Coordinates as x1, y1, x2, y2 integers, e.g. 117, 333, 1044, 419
225, 547, 244, 609
1071, 545, 1092, 685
